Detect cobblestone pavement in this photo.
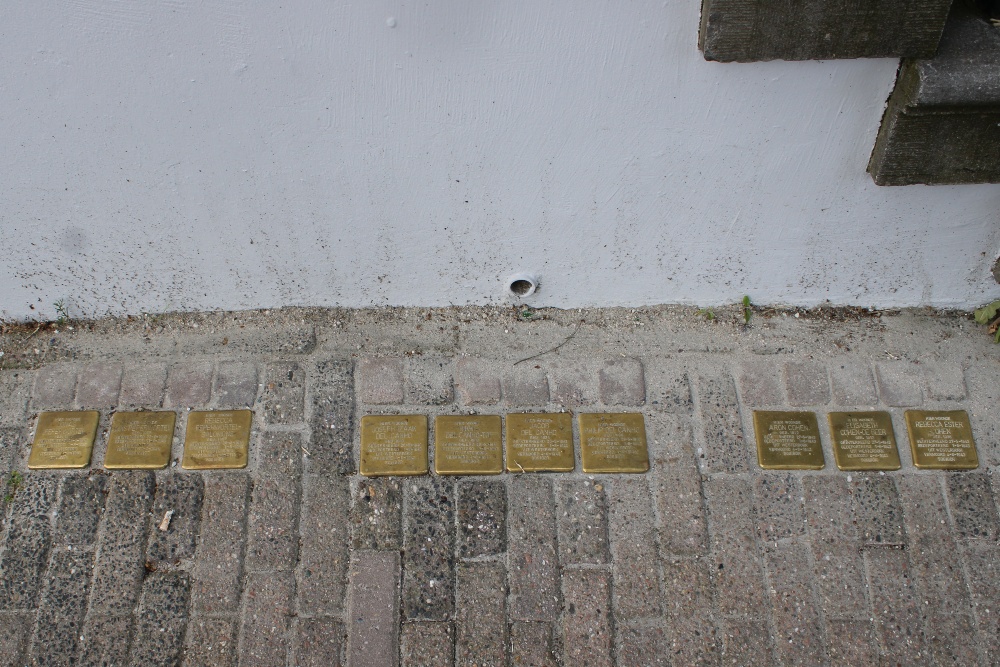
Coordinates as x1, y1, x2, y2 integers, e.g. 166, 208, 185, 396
0, 306, 998, 666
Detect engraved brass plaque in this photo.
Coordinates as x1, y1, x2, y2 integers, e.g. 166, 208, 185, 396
828, 411, 900, 471
434, 415, 503, 475
360, 415, 428, 476
753, 411, 824, 470
579, 413, 649, 473
105, 411, 176, 470
905, 410, 978, 470
181, 410, 252, 470
28, 411, 100, 469
505, 413, 574, 473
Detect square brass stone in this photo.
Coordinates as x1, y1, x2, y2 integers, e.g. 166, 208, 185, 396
434, 415, 503, 475
181, 410, 252, 470
360, 415, 428, 476
579, 413, 649, 473
505, 413, 574, 473
753, 411, 824, 470
828, 411, 900, 471
105, 411, 176, 470
28, 411, 100, 469
905, 410, 978, 470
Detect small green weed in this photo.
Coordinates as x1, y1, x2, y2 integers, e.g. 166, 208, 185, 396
974, 300, 1000, 343
53, 299, 69, 326
4, 470, 23, 503
696, 308, 716, 321
742, 295, 753, 325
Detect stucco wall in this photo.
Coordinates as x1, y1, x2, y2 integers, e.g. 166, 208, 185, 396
3, 0, 999, 321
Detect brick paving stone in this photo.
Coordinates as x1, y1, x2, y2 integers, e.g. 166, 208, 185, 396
753, 473, 805, 549
547, 359, 600, 408
298, 474, 350, 616
119, 363, 167, 407
90, 472, 155, 613
964, 365, 1000, 467
128, 571, 192, 666
665, 612, 720, 667
509, 621, 557, 667
865, 548, 929, 664
263, 361, 306, 424
357, 357, 404, 405
309, 358, 355, 475
31, 364, 77, 408
294, 617, 345, 667
644, 363, 692, 412
703, 477, 767, 619
165, 362, 213, 407
598, 358, 646, 406
662, 555, 714, 620
824, 619, 878, 666
508, 476, 560, 621
257, 430, 303, 480
908, 534, 971, 614
555, 479, 609, 565
456, 562, 506, 667
764, 542, 825, 667
347, 550, 400, 667
456, 479, 506, 558
240, 571, 295, 667
0, 371, 29, 427
54, 473, 107, 546
851, 475, 906, 547
77, 613, 133, 666
0, 475, 57, 611
183, 617, 237, 667
405, 356, 454, 405
191, 473, 249, 614
783, 360, 831, 406
147, 473, 205, 564
875, 362, 924, 407
402, 477, 455, 621
960, 539, 1000, 615
401, 622, 453, 667
29, 547, 93, 667
213, 361, 258, 408
455, 356, 501, 405
649, 414, 708, 556
927, 612, 981, 665
608, 477, 662, 619
616, 625, 670, 667
947, 472, 1000, 540
922, 362, 967, 401
245, 477, 300, 571
0, 427, 22, 470
351, 477, 403, 551
738, 359, 785, 407
830, 361, 878, 407
502, 366, 550, 407
896, 474, 951, 537
75, 362, 122, 408
562, 568, 613, 667
695, 371, 748, 474
718, 617, 775, 667
0, 613, 32, 667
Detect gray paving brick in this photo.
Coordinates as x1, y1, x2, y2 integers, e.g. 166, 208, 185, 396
851, 475, 906, 547
351, 477, 402, 551
922, 362, 967, 401
401, 622, 453, 667
77, 613, 133, 667
183, 617, 237, 667
55, 473, 107, 546
263, 361, 306, 424
75, 362, 122, 408
947, 472, 1000, 541
456, 562, 506, 667
928, 612, 981, 666
31, 364, 77, 408
240, 571, 295, 667
405, 356, 454, 405
803, 475, 858, 543
547, 359, 600, 408
909, 534, 971, 615
0, 427, 23, 470
298, 474, 350, 616
753, 473, 805, 548
29, 547, 93, 667
257, 430, 303, 480
562, 568, 612, 667
865, 548, 929, 664
118, 363, 167, 407
665, 612, 720, 667
347, 551, 400, 667
508, 477, 560, 621
455, 357, 501, 405
662, 555, 714, 620
961, 540, 1000, 614
402, 477, 455, 621
294, 617, 344, 667
357, 357, 404, 405
608, 477, 662, 619
718, 617, 775, 667
616, 625, 670, 667
649, 415, 708, 556
897, 474, 951, 537
803, 476, 867, 619
830, 362, 878, 407
309, 358, 354, 475
0, 371, 29, 427
128, 571, 191, 667
0, 476, 56, 611
213, 361, 258, 408
764, 542, 825, 667
644, 363, 692, 413
502, 366, 550, 407
165, 362, 214, 408
875, 363, 924, 407
457, 479, 506, 558
509, 622, 557, 667
555, 479, 609, 565
147, 473, 204, 564
599, 358, 645, 406
824, 619, 878, 666
695, 371, 748, 474
738, 359, 785, 407
0, 613, 32, 667
90, 472, 155, 613
191, 474, 249, 614
245, 477, 299, 571
784, 360, 830, 406
704, 477, 767, 619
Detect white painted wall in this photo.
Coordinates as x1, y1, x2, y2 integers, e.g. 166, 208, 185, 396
2, 0, 999, 321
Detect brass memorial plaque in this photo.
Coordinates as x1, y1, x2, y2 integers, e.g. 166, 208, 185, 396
579, 413, 649, 473
752, 411, 824, 470
434, 415, 503, 475
181, 410, 252, 470
905, 410, 978, 470
360, 415, 428, 476
105, 411, 176, 470
828, 411, 900, 471
505, 413, 574, 473
28, 411, 100, 469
